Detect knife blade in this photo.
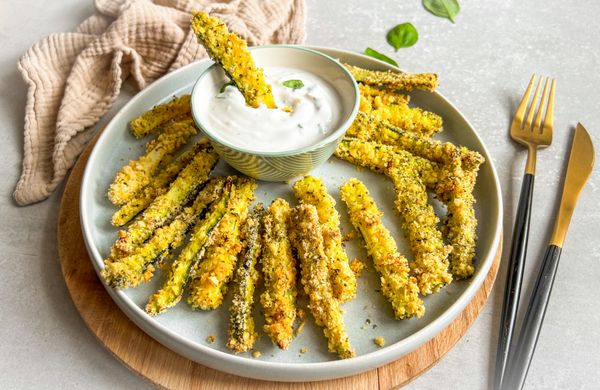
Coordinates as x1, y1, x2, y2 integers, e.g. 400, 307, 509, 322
549, 123, 595, 247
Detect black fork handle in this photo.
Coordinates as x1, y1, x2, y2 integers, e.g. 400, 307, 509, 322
494, 173, 535, 390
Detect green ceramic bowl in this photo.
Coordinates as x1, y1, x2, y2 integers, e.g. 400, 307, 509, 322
190, 45, 360, 181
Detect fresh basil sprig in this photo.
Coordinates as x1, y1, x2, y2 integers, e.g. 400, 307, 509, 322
422, 0, 460, 23
386, 23, 419, 51
282, 79, 304, 90
219, 80, 235, 93
363, 48, 398, 67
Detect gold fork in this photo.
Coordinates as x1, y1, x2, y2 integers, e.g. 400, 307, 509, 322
494, 75, 556, 390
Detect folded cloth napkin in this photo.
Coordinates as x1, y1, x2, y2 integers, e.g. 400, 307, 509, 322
14, 0, 306, 205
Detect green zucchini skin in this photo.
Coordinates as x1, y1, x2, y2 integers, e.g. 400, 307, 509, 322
227, 204, 265, 353
145, 179, 233, 315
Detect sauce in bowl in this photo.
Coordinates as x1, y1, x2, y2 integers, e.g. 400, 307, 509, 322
198, 67, 342, 153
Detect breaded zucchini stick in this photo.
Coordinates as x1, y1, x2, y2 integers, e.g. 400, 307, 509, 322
191, 12, 276, 109
289, 205, 355, 359
292, 176, 356, 303
145, 179, 232, 314
348, 112, 483, 171
346, 64, 438, 92
102, 177, 226, 288
335, 138, 452, 295
340, 179, 424, 319
111, 145, 219, 259
260, 199, 297, 350
187, 178, 257, 310
108, 119, 198, 205
227, 205, 264, 353
358, 86, 441, 137
359, 83, 410, 105
129, 95, 191, 138
111, 140, 210, 226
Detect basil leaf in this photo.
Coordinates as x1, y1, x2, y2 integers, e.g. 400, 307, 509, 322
282, 79, 304, 90
219, 81, 235, 93
363, 47, 399, 67
422, 0, 460, 23
386, 23, 419, 51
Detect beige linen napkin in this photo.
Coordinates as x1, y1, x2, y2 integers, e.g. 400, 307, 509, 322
14, 0, 306, 205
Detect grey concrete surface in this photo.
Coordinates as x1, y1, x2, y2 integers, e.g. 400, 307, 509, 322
1, 1, 598, 389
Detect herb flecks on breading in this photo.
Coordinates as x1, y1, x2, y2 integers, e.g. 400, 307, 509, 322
191, 12, 276, 109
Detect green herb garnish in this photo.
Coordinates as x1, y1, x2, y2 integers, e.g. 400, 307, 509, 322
219, 81, 235, 93
363, 48, 399, 67
282, 80, 304, 90
386, 23, 419, 51
422, 0, 460, 23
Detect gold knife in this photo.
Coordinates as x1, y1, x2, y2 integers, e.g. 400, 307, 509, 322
503, 123, 595, 390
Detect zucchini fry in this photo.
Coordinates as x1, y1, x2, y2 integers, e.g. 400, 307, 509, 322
111, 145, 219, 259
340, 179, 424, 319
111, 140, 210, 227
260, 198, 297, 350
359, 83, 410, 105
289, 205, 355, 359
129, 95, 191, 138
187, 178, 257, 310
292, 176, 356, 303
108, 119, 198, 205
145, 180, 233, 315
348, 112, 483, 171
335, 138, 452, 295
346, 64, 438, 92
227, 205, 264, 353
102, 177, 226, 288
359, 86, 442, 137
191, 12, 276, 109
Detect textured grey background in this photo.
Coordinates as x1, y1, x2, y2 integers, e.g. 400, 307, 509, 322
1, 1, 598, 389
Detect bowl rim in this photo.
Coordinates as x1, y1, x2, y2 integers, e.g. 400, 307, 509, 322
190, 44, 360, 157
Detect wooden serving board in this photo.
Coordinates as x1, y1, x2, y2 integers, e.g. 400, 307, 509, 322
58, 137, 502, 389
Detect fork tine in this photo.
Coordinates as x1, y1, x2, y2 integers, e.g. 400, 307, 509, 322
543, 79, 556, 134
514, 74, 537, 125
533, 78, 550, 133
524, 77, 544, 131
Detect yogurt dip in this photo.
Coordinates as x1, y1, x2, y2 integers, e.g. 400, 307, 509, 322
200, 67, 342, 153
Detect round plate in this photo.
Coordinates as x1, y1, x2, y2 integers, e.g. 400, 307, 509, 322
80, 46, 503, 382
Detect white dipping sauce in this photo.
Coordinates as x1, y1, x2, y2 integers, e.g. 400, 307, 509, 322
202, 67, 341, 152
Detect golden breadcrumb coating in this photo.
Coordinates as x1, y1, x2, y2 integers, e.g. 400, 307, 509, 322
111, 140, 211, 226
144, 179, 232, 315
346, 64, 438, 91
346, 112, 483, 278
187, 178, 257, 310
358, 84, 442, 137
227, 205, 264, 353
129, 95, 191, 138
110, 145, 219, 259
359, 83, 410, 105
108, 119, 198, 205
289, 204, 355, 359
292, 176, 357, 303
191, 12, 276, 109
335, 138, 452, 295
340, 178, 424, 318
102, 177, 226, 288
260, 198, 297, 350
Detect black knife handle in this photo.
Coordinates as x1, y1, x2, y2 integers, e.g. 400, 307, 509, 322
502, 244, 562, 390
494, 173, 535, 390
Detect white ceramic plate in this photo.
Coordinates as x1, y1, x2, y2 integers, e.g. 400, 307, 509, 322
80, 46, 502, 382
